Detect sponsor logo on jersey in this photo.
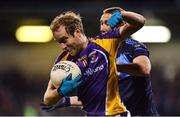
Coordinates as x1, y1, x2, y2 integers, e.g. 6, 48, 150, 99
84, 64, 104, 76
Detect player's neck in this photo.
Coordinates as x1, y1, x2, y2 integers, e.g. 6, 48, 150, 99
82, 36, 89, 50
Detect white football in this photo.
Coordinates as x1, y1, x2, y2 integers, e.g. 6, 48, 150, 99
50, 61, 81, 88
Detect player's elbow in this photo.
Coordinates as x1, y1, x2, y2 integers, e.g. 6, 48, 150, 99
141, 69, 150, 76
133, 55, 150, 77
140, 65, 151, 76
43, 92, 57, 106
44, 94, 52, 105
139, 15, 146, 26
136, 16, 146, 30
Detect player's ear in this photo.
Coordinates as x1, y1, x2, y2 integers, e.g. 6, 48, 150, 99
74, 28, 81, 38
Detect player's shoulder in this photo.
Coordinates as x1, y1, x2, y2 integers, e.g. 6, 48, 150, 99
123, 37, 147, 49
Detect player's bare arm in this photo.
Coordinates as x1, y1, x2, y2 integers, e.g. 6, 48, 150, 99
44, 80, 61, 105
103, 7, 145, 40
120, 11, 146, 39
117, 55, 151, 77
133, 55, 151, 75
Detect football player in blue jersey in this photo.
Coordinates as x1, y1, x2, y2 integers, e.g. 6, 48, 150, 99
101, 7, 159, 116
41, 9, 145, 116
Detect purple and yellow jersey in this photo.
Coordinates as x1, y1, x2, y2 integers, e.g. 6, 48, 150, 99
55, 29, 127, 116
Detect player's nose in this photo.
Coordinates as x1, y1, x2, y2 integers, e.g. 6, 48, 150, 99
100, 27, 107, 34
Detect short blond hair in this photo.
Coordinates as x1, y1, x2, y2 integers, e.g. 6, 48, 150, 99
50, 11, 84, 36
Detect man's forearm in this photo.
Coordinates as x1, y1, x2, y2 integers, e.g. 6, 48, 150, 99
117, 63, 150, 77
119, 11, 146, 40
44, 89, 61, 106
122, 11, 146, 27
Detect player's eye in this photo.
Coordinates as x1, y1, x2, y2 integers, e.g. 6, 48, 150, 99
58, 37, 68, 44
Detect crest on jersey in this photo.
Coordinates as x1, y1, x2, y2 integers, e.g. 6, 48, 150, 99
89, 51, 98, 63
78, 55, 88, 68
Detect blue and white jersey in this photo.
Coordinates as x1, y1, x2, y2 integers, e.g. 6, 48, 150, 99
116, 38, 159, 116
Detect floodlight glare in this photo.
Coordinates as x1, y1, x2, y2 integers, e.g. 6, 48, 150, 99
132, 26, 171, 43
16, 26, 53, 43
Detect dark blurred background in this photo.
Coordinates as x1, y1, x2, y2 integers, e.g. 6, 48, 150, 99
0, 0, 180, 116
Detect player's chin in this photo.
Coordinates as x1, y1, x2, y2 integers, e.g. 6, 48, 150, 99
69, 50, 77, 56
